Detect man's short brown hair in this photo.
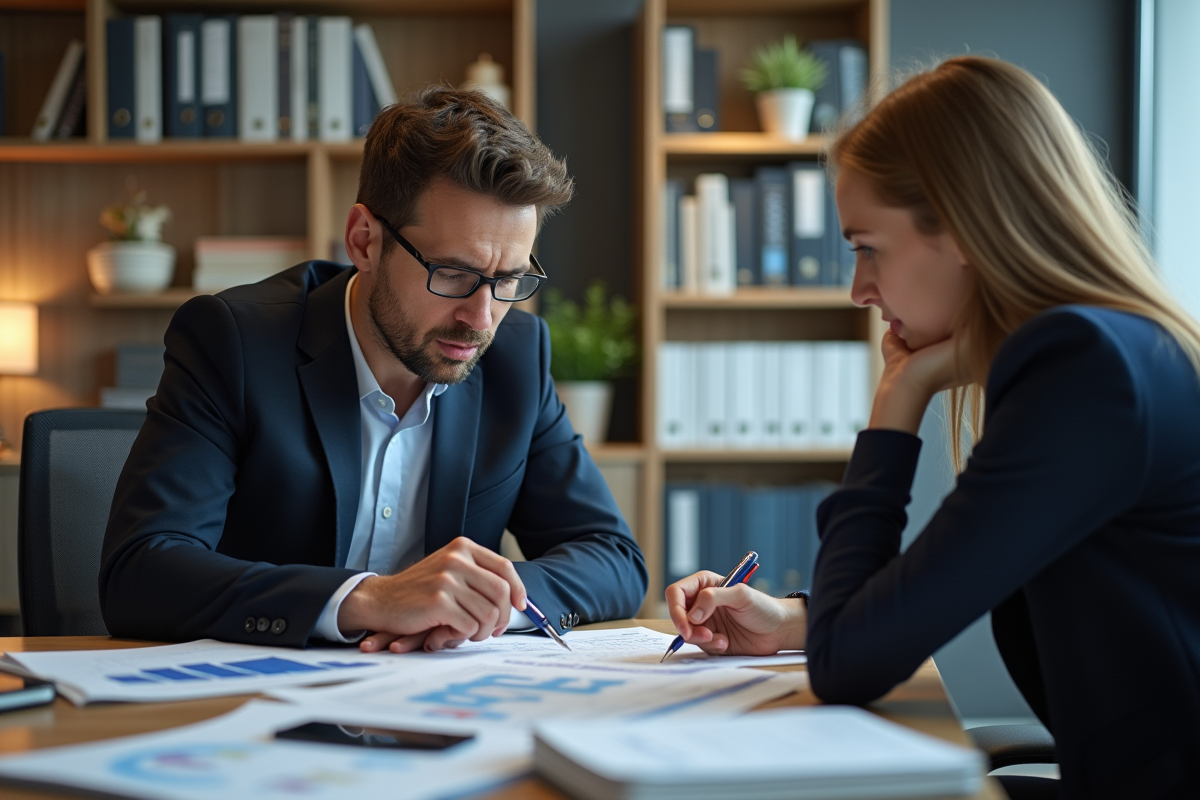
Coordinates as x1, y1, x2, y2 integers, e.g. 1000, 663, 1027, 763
357, 86, 574, 258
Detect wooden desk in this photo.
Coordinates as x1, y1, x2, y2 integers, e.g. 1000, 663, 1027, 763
0, 622, 1006, 800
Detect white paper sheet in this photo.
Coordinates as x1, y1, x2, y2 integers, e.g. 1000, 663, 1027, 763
270, 658, 807, 730
0, 640, 401, 705
0, 700, 528, 800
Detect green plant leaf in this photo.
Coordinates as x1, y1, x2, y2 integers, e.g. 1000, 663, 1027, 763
740, 35, 829, 93
541, 281, 639, 382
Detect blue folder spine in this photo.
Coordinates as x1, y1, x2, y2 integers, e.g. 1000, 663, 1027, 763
201, 14, 237, 138
164, 13, 202, 137
107, 19, 136, 139
351, 37, 378, 137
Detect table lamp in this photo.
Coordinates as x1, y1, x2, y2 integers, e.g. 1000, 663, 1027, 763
0, 301, 38, 457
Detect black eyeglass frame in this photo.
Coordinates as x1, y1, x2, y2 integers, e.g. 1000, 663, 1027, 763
374, 213, 548, 302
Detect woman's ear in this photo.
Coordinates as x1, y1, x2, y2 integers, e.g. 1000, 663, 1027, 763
344, 203, 379, 275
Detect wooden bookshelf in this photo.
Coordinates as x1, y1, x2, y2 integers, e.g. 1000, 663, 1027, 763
633, 0, 889, 612
0, 0, 535, 455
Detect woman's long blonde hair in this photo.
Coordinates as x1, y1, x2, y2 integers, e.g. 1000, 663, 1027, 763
829, 56, 1200, 470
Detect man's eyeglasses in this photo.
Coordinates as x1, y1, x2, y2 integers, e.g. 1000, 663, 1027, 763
374, 213, 547, 302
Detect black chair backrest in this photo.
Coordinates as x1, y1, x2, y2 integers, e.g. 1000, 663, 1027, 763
18, 409, 146, 636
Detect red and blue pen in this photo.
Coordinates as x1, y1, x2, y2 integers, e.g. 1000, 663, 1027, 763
661, 550, 760, 663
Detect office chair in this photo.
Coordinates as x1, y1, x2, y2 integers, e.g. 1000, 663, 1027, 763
967, 723, 1057, 800
18, 408, 146, 636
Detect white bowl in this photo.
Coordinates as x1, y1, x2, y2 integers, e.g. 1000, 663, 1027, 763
87, 241, 176, 295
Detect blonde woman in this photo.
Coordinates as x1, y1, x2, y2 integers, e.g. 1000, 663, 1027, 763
666, 56, 1200, 800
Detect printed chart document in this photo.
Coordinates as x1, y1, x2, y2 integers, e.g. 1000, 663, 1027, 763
534, 706, 986, 800
0, 700, 527, 800
272, 659, 808, 729
0, 640, 400, 705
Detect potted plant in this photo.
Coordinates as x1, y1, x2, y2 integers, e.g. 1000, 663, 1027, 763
542, 282, 638, 445
741, 35, 828, 140
87, 191, 175, 295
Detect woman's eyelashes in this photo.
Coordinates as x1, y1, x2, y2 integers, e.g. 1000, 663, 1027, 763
851, 244, 875, 258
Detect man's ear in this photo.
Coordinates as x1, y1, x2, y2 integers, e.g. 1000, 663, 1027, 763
344, 203, 379, 275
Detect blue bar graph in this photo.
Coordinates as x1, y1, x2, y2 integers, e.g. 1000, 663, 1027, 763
104, 655, 379, 685
224, 658, 325, 675
182, 663, 253, 678
142, 668, 205, 682
317, 661, 374, 669
110, 675, 156, 684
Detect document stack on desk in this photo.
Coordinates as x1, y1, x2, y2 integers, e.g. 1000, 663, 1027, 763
534, 707, 986, 800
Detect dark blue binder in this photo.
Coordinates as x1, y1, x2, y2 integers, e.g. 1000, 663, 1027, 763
741, 488, 783, 595
665, 45, 719, 133
164, 13, 202, 137
731, 178, 758, 286
351, 37, 379, 137
201, 15, 237, 138
663, 178, 684, 289
826, 176, 856, 286
755, 167, 791, 287
703, 484, 742, 575
787, 161, 826, 286
107, 19, 136, 139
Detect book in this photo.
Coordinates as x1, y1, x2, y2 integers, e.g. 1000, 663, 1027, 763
164, 14, 202, 137
788, 161, 825, 286
351, 35, 378, 137
288, 16, 309, 142
193, 237, 308, 291
755, 167, 791, 287
133, 17, 162, 143
661, 26, 693, 133
32, 39, 84, 141
53, 60, 87, 139
238, 15, 279, 141
731, 178, 757, 286
661, 178, 684, 289
678, 195, 698, 292
201, 15, 237, 138
354, 24, 397, 108
534, 707, 985, 800
318, 17, 353, 142
695, 173, 735, 295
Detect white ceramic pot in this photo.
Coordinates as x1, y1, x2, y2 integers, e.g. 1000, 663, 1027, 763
556, 381, 614, 446
87, 241, 176, 295
756, 88, 816, 140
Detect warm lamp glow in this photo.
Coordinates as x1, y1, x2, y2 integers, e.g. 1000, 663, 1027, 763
0, 301, 39, 375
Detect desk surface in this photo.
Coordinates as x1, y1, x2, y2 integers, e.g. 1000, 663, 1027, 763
0, 621, 1005, 800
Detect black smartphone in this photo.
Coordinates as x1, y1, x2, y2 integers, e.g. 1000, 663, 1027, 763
274, 721, 474, 751
0, 679, 55, 714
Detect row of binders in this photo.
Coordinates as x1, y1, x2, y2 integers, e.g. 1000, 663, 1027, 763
657, 340, 871, 450
663, 165, 854, 293
104, 14, 396, 143
664, 482, 836, 597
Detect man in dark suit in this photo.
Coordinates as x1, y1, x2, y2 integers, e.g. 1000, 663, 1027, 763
100, 87, 647, 652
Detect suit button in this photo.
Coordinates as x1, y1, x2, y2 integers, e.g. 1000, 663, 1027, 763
271, 619, 287, 635
256, 617, 270, 632
573, 613, 580, 627
559, 614, 568, 629
244, 617, 256, 633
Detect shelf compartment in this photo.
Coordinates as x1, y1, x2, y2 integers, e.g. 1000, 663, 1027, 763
587, 443, 647, 464
89, 288, 210, 309
662, 132, 826, 158
662, 448, 852, 463
0, 139, 346, 164
661, 287, 855, 310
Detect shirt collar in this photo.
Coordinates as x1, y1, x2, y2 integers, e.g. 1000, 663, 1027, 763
344, 273, 449, 404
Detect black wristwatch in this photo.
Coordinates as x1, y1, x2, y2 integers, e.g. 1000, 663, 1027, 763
785, 590, 810, 605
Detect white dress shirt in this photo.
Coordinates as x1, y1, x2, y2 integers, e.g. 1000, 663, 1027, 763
313, 274, 530, 641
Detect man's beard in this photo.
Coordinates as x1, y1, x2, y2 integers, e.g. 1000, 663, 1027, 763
366, 264, 494, 385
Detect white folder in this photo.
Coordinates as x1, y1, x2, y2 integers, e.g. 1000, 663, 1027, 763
781, 342, 815, 450
842, 341, 871, 447
813, 341, 843, 449
290, 17, 309, 142
727, 341, 759, 448
696, 342, 728, 448
238, 16, 279, 141
134, 17, 162, 143
317, 17, 353, 142
759, 343, 783, 449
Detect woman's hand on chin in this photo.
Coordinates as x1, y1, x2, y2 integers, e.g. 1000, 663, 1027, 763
869, 331, 967, 435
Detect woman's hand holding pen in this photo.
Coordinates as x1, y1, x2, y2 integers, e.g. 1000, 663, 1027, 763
666, 571, 806, 656
869, 330, 967, 435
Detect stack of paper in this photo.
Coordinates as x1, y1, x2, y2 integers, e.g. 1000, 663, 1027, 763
192, 236, 308, 290
535, 707, 985, 800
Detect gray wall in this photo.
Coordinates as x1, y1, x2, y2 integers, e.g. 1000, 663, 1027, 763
891, 0, 1136, 724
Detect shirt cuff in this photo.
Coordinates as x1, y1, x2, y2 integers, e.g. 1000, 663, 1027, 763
314, 572, 377, 643
508, 605, 535, 631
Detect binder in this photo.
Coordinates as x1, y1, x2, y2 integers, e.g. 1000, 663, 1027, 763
32, 39, 84, 141
676, 342, 698, 447
813, 341, 842, 448
692, 49, 720, 132
759, 343, 783, 448
657, 342, 691, 448
201, 15, 237, 138
133, 17, 162, 143
664, 485, 702, 587
679, 195, 699, 292
354, 24, 397, 108
107, 20, 135, 139
351, 36, 378, 137
238, 16, 279, 141
696, 342, 727, 447
662, 26, 693, 133
779, 487, 808, 594
841, 341, 870, 446
731, 178, 757, 286
808, 40, 868, 133
780, 342, 814, 449
703, 484, 741, 573
662, 179, 684, 289
695, 173, 734, 295
727, 341, 759, 449
288, 17, 309, 141
277, 14, 293, 139
788, 161, 825, 286
827, 174, 856, 286
755, 167, 790, 287
318, 17, 353, 142
741, 488, 781, 595
164, 14, 202, 137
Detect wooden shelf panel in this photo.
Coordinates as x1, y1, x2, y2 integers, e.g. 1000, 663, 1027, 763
107, 0, 513, 13
588, 443, 647, 464
661, 287, 855, 310
662, 448, 853, 463
667, 0, 864, 13
0, 139, 365, 164
89, 288, 210, 309
662, 133, 826, 158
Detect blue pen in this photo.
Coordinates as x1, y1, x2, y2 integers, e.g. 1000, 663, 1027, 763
522, 598, 572, 651
661, 550, 760, 663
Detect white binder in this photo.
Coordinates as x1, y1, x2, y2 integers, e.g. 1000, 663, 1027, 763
289, 17, 309, 142
842, 341, 871, 447
238, 16, 279, 141
781, 342, 815, 450
134, 17, 162, 143
813, 341, 842, 449
696, 342, 727, 448
727, 341, 759, 448
759, 342, 783, 448
317, 17, 353, 142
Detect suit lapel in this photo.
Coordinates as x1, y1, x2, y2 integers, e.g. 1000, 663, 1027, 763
295, 266, 360, 568
426, 364, 483, 553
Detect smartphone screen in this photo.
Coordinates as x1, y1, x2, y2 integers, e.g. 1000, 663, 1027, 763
274, 721, 473, 751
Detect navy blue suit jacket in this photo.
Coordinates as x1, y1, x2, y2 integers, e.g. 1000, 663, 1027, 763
808, 307, 1200, 799
100, 262, 647, 646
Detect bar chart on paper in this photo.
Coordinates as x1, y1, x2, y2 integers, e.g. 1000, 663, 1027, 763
107, 656, 377, 684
